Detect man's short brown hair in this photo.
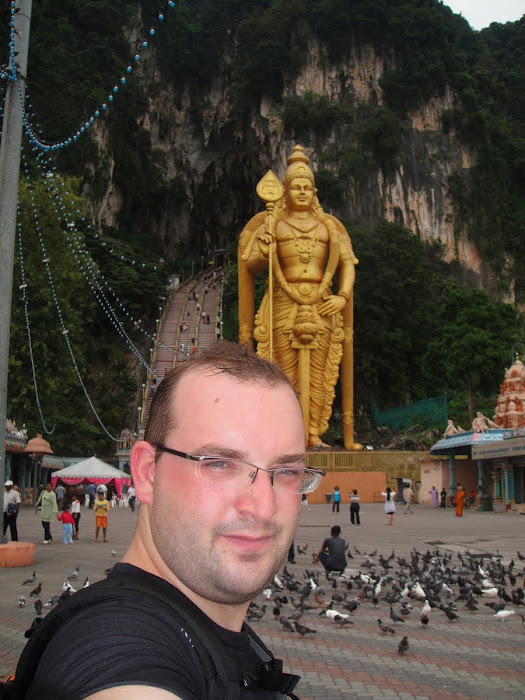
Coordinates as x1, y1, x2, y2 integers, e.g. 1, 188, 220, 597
144, 340, 297, 449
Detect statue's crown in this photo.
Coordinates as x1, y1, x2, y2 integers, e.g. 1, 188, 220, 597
283, 145, 315, 187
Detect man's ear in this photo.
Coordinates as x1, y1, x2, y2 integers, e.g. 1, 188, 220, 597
130, 441, 156, 505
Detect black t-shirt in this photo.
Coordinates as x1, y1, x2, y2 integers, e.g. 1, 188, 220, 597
25, 564, 272, 700
322, 536, 347, 570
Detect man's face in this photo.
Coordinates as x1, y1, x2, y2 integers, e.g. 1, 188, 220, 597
150, 371, 305, 606
286, 177, 315, 211
46, 484, 52, 492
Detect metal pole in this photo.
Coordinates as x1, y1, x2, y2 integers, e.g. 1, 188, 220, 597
0, 0, 32, 487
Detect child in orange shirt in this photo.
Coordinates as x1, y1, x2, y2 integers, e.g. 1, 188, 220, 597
94, 491, 110, 542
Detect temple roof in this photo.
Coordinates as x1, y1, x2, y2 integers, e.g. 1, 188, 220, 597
430, 429, 511, 456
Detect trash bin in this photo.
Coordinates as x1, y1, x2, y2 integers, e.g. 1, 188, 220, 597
325, 493, 332, 504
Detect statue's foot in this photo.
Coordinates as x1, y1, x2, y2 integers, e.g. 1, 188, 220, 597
308, 435, 330, 449
344, 442, 363, 451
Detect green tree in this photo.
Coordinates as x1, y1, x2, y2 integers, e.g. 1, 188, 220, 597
421, 284, 521, 419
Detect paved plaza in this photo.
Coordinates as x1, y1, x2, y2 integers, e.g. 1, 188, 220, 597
1, 501, 524, 698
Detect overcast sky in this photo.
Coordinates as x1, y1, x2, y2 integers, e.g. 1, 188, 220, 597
444, 0, 524, 30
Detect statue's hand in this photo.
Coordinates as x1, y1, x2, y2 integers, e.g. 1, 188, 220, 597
256, 230, 273, 258
318, 295, 346, 316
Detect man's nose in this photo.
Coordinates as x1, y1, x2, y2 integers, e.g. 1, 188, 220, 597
235, 469, 277, 518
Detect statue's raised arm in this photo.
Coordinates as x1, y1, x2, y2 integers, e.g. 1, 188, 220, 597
238, 146, 360, 449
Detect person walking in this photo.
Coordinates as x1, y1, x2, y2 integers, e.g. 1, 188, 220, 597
86, 482, 96, 509
3, 480, 21, 541
127, 484, 136, 512
382, 486, 396, 525
94, 491, 110, 542
403, 483, 414, 514
35, 483, 58, 544
70, 495, 81, 539
429, 486, 439, 508
440, 487, 447, 508
55, 483, 65, 511
57, 504, 75, 544
332, 485, 341, 513
314, 525, 348, 572
349, 489, 360, 525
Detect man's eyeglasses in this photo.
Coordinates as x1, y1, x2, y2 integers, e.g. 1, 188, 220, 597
153, 445, 325, 495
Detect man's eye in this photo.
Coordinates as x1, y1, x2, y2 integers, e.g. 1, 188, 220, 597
203, 460, 235, 471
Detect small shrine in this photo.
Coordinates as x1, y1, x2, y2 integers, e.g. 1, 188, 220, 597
492, 358, 525, 429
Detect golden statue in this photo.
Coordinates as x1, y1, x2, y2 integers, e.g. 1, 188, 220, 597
238, 145, 360, 449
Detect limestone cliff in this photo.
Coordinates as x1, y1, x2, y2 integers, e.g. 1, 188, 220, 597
87, 26, 501, 300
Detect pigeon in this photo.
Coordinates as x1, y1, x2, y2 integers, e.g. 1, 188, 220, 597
494, 609, 515, 621
63, 581, 76, 593
421, 599, 431, 617
43, 595, 60, 608
67, 566, 80, 580
22, 571, 36, 585
444, 608, 460, 622
389, 606, 405, 624
83, 577, 90, 588
279, 616, 294, 632
34, 599, 43, 616
377, 619, 395, 635
18, 594, 26, 607
29, 583, 42, 597
294, 621, 316, 636
112, 549, 117, 557
333, 615, 353, 626
247, 605, 266, 621
398, 636, 409, 654
420, 614, 429, 628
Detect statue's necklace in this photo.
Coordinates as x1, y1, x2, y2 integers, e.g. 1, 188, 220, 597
287, 220, 320, 266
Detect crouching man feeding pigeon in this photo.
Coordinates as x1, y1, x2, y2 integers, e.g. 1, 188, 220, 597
12, 341, 325, 699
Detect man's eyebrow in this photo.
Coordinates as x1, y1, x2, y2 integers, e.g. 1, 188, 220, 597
193, 446, 307, 466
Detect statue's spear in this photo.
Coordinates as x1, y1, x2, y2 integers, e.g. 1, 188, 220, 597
256, 170, 283, 361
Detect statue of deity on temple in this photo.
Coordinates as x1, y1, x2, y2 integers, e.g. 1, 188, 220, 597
238, 145, 360, 449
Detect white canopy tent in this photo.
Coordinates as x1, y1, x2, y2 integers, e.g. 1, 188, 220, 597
51, 456, 131, 496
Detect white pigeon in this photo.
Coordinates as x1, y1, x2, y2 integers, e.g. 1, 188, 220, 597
263, 588, 272, 599
325, 609, 349, 620
481, 587, 498, 597
421, 599, 432, 617
63, 581, 77, 593
494, 609, 515, 621
273, 575, 283, 590
413, 582, 426, 598
83, 577, 90, 588
400, 584, 410, 599
18, 594, 26, 607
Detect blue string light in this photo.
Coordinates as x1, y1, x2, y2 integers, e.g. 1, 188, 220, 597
12, 1, 181, 152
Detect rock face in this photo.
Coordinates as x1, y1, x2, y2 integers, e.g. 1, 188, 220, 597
88, 31, 496, 295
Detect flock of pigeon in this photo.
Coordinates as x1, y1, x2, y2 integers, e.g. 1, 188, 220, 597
13, 543, 525, 657
246, 543, 525, 656
16, 550, 118, 639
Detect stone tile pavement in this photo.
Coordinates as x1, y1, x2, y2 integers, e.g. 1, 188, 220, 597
1, 500, 524, 698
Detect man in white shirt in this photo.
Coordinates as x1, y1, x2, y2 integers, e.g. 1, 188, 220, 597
403, 483, 414, 514
3, 480, 21, 541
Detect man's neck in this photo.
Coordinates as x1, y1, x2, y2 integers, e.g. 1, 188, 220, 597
122, 515, 249, 632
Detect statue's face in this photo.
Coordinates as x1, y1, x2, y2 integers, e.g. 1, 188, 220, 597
286, 177, 315, 211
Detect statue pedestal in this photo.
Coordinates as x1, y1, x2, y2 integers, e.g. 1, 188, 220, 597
0, 542, 36, 567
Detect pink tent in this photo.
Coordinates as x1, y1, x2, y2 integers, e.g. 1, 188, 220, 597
51, 456, 131, 496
